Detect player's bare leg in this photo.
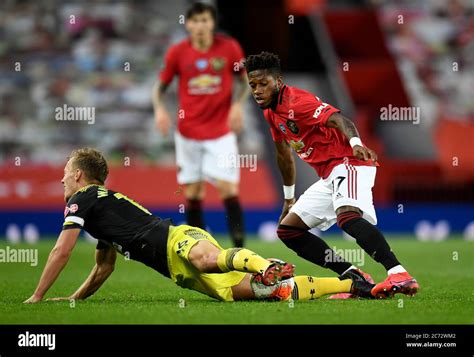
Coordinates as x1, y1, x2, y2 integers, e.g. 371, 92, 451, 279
184, 181, 206, 229
215, 179, 245, 247
187, 240, 294, 285
336, 205, 419, 297
231, 274, 254, 300
277, 212, 372, 281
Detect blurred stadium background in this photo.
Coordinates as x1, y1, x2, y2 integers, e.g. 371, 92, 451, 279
1, 0, 473, 243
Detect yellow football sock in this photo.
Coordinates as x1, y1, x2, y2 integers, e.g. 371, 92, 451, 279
292, 276, 352, 300
216, 248, 271, 274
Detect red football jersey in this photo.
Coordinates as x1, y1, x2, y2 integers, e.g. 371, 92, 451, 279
263, 85, 374, 179
159, 34, 245, 140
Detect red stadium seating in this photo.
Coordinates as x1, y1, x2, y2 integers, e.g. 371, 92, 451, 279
435, 118, 474, 181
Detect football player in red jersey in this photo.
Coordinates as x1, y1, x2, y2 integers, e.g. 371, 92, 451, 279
244, 52, 419, 298
152, 3, 249, 247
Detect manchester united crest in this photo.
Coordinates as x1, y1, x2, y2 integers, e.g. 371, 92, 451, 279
286, 119, 299, 134
210, 57, 226, 71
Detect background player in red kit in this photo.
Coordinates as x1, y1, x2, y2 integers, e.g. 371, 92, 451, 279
244, 52, 419, 298
152, 3, 249, 247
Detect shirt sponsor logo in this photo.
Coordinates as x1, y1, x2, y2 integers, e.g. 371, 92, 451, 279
313, 102, 328, 119
188, 74, 222, 95
298, 147, 314, 159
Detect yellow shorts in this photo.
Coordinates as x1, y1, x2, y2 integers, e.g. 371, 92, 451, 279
166, 225, 246, 301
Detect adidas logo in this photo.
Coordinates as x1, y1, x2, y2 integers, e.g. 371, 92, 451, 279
335, 193, 343, 200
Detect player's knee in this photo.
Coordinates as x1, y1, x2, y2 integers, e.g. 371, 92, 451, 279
335, 205, 361, 216
216, 181, 238, 199
188, 245, 219, 273
280, 212, 309, 229
196, 252, 219, 272
184, 182, 205, 200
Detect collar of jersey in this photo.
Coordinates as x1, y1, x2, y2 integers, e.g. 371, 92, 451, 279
71, 183, 103, 198
271, 85, 287, 111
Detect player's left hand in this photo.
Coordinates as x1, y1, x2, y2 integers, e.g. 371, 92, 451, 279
23, 294, 42, 304
353, 145, 377, 163
228, 103, 243, 134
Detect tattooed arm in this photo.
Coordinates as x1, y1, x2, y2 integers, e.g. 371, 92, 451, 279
326, 113, 377, 162
326, 112, 360, 139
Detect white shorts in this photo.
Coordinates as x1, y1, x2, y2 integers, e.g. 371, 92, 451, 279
290, 164, 377, 231
174, 131, 240, 185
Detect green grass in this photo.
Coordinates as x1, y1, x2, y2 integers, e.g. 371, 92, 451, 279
0, 236, 473, 324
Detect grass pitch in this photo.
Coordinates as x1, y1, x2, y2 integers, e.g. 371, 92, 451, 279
0, 236, 472, 324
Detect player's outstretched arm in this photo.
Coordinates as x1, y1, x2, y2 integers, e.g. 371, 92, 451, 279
326, 112, 378, 162
274, 140, 296, 222
23, 229, 80, 304
49, 245, 117, 302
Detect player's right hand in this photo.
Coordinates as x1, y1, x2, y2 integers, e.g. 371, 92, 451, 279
279, 198, 296, 224
155, 107, 171, 136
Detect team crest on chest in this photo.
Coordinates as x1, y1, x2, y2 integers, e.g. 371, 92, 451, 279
210, 57, 226, 71
286, 120, 299, 134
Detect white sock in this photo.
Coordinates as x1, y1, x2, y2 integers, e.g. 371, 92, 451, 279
342, 265, 358, 275
387, 265, 407, 275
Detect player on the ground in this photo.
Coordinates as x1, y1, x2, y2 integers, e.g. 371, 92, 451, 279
244, 52, 419, 298
152, 2, 249, 247
23, 148, 377, 304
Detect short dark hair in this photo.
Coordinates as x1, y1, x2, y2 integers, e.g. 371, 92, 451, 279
186, 2, 217, 21
244, 52, 282, 76
69, 148, 109, 185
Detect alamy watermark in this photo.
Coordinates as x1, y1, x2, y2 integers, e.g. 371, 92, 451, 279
0, 246, 38, 266
217, 154, 257, 172
325, 246, 365, 266
380, 104, 420, 125
55, 104, 95, 125
18, 331, 55, 350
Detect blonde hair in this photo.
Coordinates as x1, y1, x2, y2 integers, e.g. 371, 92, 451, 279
69, 148, 109, 184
